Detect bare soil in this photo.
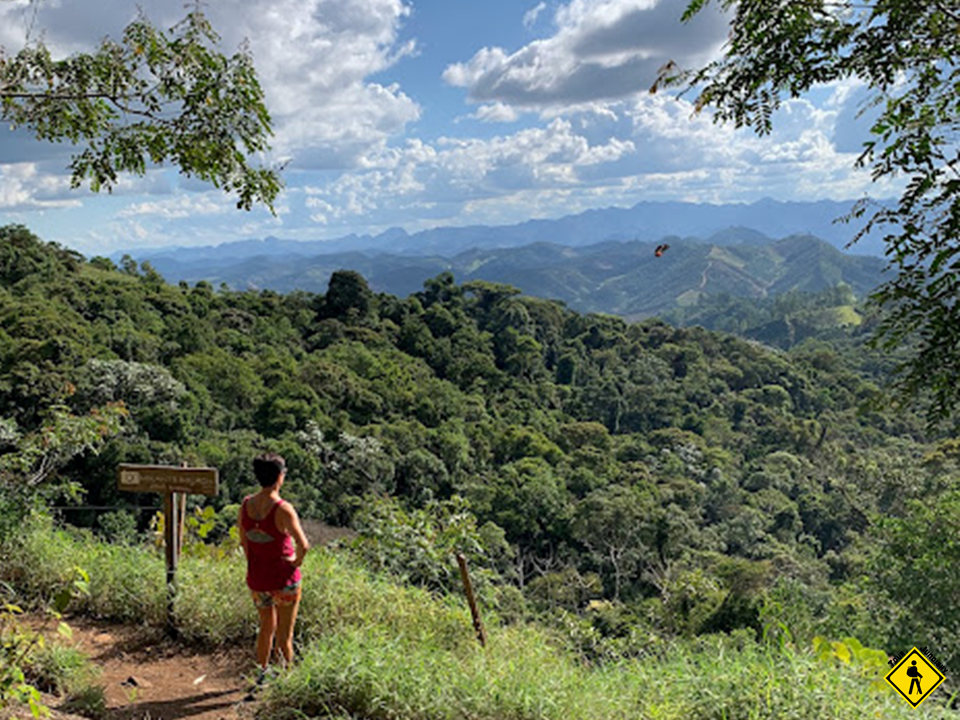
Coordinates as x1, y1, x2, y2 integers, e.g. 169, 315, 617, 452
16, 616, 260, 720
7, 521, 353, 720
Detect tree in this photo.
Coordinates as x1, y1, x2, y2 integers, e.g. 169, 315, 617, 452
0, 402, 127, 540
321, 270, 375, 324
870, 491, 960, 672
662, 0, 960, 423
0, 7, 281, 211
573, 485, 657, 599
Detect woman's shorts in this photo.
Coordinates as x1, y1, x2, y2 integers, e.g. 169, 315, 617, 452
251, 582, 302, 609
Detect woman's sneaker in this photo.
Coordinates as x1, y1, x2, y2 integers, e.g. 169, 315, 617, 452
243, 667, 275, 701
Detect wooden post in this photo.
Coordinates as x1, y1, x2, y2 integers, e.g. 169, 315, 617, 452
163, 491, 180, 637
457, 553, 487, 647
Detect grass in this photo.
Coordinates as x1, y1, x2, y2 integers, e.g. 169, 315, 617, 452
264, 627, 957, 720
26, 642, 96, 696
3, 516, 956, 720
6, 618, 107, 720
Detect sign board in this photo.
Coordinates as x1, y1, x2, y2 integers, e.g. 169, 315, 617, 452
118, 464, 219, 497
885, 647, 946, 708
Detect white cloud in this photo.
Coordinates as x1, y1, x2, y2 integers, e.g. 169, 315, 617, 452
474, 103, 520, 123
443, 47, 511, 88
523, 2, 547, 28
116, 195, 234, 220
0, 163, 79, 211
202, 0, 422, 168
283, 115, 638, 234
444, 0, 728, 109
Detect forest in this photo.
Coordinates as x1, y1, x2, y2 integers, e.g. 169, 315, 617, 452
2, 223, 959, 715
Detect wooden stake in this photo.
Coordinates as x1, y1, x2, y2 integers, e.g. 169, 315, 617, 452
163, 491, 180, 638
457, 553, 487, 647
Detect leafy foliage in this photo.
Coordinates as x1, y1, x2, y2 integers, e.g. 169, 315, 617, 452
350, 494, 504, 594
868, 490, 960, 672
665, 0, 960, 423
1, 567, 91, 718
0, 400, 126, 541
0, 8, 281, 210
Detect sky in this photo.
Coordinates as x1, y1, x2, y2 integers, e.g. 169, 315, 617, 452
0, 0, 892, 256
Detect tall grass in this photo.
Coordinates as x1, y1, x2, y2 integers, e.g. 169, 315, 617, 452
264, 626, 956, 720
3, 517, 955, 720
1, 516, 472, 648
4, 517, 167, 625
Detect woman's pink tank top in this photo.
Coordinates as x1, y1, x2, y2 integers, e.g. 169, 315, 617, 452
241, 496, 302, 592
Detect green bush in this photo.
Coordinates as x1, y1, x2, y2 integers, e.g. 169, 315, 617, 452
96, 510, 139, 546
1, 567, 99, 719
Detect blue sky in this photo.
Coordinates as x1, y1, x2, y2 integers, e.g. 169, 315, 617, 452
0, 0, 892, 256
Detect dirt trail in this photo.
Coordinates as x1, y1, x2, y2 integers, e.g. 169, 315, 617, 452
29, 617, 259, 720
15, 522, 353, 720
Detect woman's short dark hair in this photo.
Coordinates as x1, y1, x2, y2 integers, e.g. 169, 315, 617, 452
253, 453, 286, 487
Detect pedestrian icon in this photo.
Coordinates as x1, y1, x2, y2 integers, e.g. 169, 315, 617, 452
907, 660, 922, 695
886, 648, 945, 708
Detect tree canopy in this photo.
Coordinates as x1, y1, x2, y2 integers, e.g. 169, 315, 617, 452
5, 225, 960, 665
0, 7, 281, 211
664, 0, 960, 424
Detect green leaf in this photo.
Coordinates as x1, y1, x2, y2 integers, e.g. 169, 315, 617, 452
52, 588, 72, 614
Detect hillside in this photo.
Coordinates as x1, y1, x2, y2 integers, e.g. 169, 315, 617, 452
138, 233, 887, 319
2, 223, 959, 696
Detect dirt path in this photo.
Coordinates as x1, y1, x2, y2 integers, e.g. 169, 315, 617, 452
15, 522, 350, 720
32, 617, 259, 720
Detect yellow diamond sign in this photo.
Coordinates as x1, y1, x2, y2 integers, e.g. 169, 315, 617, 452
885, 647, 945, 708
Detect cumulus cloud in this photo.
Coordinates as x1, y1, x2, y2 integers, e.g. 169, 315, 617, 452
443, 0, 728, 109
210, 0, 422, 167
0, 0, 422, 173
116, 195, 235, 220
0, 163, 80, 211
286, 112, 639, 233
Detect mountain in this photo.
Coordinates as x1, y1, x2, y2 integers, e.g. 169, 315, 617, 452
142, 232, 887, 320
122, 197, 887, 271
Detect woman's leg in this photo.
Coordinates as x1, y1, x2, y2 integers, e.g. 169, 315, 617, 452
274, 593, 301, 667
255, 605, 278, 669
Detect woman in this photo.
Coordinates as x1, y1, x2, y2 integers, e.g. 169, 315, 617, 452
238, 453, 310, 679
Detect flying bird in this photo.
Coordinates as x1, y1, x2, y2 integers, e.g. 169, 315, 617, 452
654, 243, 670, 257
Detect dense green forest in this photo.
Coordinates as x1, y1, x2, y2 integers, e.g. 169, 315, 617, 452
2, 223, 959, 681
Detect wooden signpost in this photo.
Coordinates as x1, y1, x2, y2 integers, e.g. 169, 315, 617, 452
118, 464, 219, 635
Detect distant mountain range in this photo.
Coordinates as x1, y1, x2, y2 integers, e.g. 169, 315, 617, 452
119, 198, 891, 319
133, 234, 886, 322
128, 197, 887, 264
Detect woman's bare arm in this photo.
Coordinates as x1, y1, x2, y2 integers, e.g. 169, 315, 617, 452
277, 503, 310, 566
